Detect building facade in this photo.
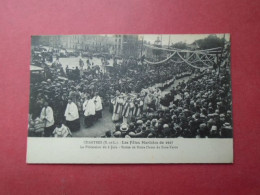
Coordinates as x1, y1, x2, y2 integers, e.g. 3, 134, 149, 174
114, 35, 139, 58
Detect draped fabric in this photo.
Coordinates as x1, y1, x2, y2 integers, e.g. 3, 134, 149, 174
144, 44, 222, 69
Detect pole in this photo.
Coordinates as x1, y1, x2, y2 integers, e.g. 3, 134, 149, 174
219, 34, 225, 75
168, 35, 171, 49
141, 36, 144, 58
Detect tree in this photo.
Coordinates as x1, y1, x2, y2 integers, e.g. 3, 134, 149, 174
171, 42, 188, 49
193, 35, 224, 50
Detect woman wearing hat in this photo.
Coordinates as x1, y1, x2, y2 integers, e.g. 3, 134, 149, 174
120, 123, 129, 137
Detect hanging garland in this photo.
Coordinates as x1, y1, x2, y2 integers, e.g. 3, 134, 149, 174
144, 44, 220, 69
176, 52, 206, 69
144, 51, 176, 65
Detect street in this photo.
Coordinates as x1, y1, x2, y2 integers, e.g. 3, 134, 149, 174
71, 76, 189, 137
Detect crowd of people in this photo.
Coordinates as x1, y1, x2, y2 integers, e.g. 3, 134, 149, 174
28, 47, 232, 138
108, 69, 232, 138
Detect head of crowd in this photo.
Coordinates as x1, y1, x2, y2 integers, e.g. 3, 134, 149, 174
29, 47, 232, 138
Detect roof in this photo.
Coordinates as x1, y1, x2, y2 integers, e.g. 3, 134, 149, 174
30, 65, 44, 71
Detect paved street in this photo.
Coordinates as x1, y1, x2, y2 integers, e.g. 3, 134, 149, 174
72, 107, 115, 137
71, 76, 190, 137
57, 56, 114, 73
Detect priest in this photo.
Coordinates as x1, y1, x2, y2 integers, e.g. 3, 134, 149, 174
64, 98, 80, 132
93, 92, 103, 120
83, 96, 96, 127
111, 91, 124, 122
40, 101, 55, 137
122, 95, 134, 124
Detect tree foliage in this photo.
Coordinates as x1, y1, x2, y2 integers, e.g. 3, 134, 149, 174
171, 42, 188, 49
193, 35, 225, 50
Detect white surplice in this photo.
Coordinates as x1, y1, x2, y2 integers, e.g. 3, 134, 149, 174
64, 102, 79, 121
40, 106, 54, 127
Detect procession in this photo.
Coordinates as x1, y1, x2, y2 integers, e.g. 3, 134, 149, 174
28, 34, 232, 138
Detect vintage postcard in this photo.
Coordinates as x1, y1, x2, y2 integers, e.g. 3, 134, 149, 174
27, 34, 233, 164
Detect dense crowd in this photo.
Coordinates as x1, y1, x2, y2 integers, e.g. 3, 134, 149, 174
109, 69, 232, 138
28, 48, 232, 138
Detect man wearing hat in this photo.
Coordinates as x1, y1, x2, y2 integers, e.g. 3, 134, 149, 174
113, 131, 122, 138
209, 125, 219, 138
220, 123, 233, 138
120, 123, 129, 137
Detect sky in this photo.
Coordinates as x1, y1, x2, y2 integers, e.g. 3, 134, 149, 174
141, 34, 230, 45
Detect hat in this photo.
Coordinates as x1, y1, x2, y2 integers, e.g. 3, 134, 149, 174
208, 119, 215, 125
147, 133, 154, 138
151, 119, 157, 125
146, 120, 151, 126
114, 131, 121, 137
120, 124, 129, 132
200, 123, 207, 129
129, 132, 136, 137
220, 114, 225, 118
211, 125, 217, 131
136, 120, 143, 125
163, 124, 169, 128
171, 115, 177, 120
223, 122, 231, 127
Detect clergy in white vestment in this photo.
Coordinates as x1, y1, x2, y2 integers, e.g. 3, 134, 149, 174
142, 92, 151, 112
83, 96, 96, 127
53, 122, 72, 137
122, 96, 134, 124
64, 98, 80, 132
111, 91, 124, 122
132, 95, 144, 118
93, 92, 103, 120
40, 101, 55, 137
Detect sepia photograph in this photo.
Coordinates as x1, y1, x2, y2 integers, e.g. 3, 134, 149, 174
28, 34, 232, 139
